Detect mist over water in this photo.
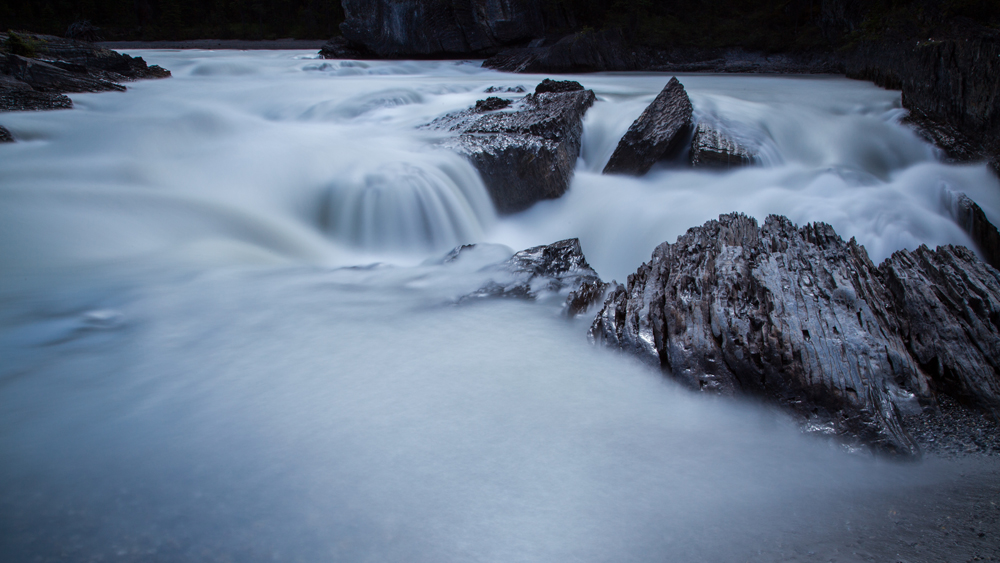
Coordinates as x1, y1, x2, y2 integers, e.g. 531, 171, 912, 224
2, 51, 999, 561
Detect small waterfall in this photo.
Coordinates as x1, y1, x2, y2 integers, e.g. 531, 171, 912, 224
322, 155, 496, 252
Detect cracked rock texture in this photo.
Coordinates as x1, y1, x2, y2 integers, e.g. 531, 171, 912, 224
603, 77, 693, 176
423, 81, 595, 214
689, 123, 758, 168
588, 213, 1000, 456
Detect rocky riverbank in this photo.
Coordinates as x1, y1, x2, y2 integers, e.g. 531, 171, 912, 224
0, 31, 169, 139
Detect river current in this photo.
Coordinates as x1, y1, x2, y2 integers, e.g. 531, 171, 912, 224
1, 51, 999, 562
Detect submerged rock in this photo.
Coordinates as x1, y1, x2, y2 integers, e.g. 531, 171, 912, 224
589, 213, 924, 456
689, 123, 758, 168
423, 81, 595, 214
457, 238, 607, 315
603, 77, 693, 175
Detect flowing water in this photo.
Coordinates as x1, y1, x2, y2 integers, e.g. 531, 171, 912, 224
1, 51, 999, 562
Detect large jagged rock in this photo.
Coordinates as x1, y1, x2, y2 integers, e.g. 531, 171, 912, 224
423, 80, 595, 214
339, 0, 565, 58
603, 77, 693, 176
482, 29, 650, 73
949, 192, 1000, 272
455, 238, 607, 316
590, 214, 928, 456
881, 245, 1000, 416
689, 123, 758, 168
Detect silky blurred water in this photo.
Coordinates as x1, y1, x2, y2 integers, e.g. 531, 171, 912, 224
1, 50, 999, 562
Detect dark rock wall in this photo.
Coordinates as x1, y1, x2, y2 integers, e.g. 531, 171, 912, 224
340, 0, 564, 57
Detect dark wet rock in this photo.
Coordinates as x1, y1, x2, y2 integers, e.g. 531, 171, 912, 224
948, 192, 1000, 272
423, 82, 596, 214
0, 76, 73, 111
0, 124, 12, 142
649, 47, 844, 74
483, 29, 650, 73
65, 21, 102, 43
534, 79, 582, 94
902, 394, 1000, 458
844, 36, 1000, 175
339, 0, 562, 58
689, 123, 758, 169
459, 238, 606, 315
603, 77, 693, 176
2, 32, 170, 81
3, 53, 124, 93
484, 85, 525, 94
590, 213, 927, 456
880, 245, 1000, 416
474, 96, 511, 112
319, 36, 377, 60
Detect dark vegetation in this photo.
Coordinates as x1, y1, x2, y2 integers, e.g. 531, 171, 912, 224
2, 1, 999, 46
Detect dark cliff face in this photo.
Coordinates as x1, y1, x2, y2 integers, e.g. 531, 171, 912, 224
340, 0, 566, 57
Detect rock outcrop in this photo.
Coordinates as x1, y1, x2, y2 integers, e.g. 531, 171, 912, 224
589, 214, 926, 456
881, 245, 1000, 416
0, 31, 169, 113
845, 35, 1000, 174
423, 80, 595, 214
339, 0, 564, 58
949, 192, 1000, 272
483, 29, 650, 73
588, 212, 1000, 456
458, 238, 607, 316
603, 77, 693, 176
319, 36, 377, 60
689, 123, 758, 168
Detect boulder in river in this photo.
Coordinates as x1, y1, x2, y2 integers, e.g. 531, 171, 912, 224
589, 213, 925, 456
603, 77, 693, 176
689, 123, 758, 168
423, 80, 595, 214
456, 238, 607, 316
0, 124, 12, 142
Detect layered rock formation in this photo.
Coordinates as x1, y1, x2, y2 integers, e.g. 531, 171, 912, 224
339, 0, 563, 58
423, 80, 595, 214
950, 192, 1000, 272
689, 123, 758, 168
589, 213, 1000, 456
845, 36, 1000, 174
0, 31, 169, 112
603, 77, 693, 175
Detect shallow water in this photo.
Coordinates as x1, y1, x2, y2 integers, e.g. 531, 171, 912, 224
1, 51, 998, 562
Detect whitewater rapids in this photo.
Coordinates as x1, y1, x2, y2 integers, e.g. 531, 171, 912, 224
1, 50, 998, 562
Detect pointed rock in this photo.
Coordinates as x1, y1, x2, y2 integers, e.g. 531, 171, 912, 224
603, 77, 693, 175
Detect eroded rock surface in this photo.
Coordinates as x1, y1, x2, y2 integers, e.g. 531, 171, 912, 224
456, 238, 607, 315
423, 81, 595, 213
0, 31, 169, 112
588, 213, 1000, 456
689, 123, 758, 168
590, 214, 928, 455
603, 77, 693, 175
881, 245, 1000, 416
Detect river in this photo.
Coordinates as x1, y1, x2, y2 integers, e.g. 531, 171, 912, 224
1, 50, 998, 562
